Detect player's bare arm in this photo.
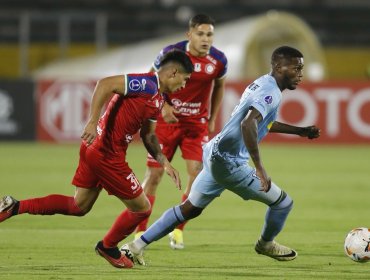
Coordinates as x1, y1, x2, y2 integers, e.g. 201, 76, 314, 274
269, 121, 321, 139
81, 75, 125, 144
208, 77, 225, 133
241, 107, 271, 192
140, 120, 181, 189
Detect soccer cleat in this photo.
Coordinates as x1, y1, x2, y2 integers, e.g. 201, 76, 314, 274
0, 196, 18, 223
255, 239, 298, 261
169, 229, 184, 250
95, 241, 134, 268
120, 243, 146, 266
134, 231, 144, 241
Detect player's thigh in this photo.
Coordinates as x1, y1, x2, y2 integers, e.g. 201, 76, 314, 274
227, 166, 283, 206
120, 192, 150, 212
90, 154, 144, 200
185, 159, 203, 178
209, 157, 283, 206
188, 168, 224, 208
180, 124, 208, 162
74, 186, 101, 212
146, 124, 180, 167
71, 143, 100, 189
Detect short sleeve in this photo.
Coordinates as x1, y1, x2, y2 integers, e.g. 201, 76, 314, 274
250, 94, 275, 119
124, 74, 159, 96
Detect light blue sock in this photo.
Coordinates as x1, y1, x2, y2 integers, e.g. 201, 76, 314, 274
261, 192, 293, 241
140, 205, 185, 245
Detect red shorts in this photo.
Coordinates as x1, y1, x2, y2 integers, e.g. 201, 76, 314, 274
147, 122, 209, 167
72, 144, 143, 199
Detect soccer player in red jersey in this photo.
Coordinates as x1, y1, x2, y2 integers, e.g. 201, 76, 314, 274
135, 14, 228, 249
0, 50, 193, 269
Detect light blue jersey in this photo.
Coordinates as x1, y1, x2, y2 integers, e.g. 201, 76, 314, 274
188, 74, 285, 209
205, 74, 282, 164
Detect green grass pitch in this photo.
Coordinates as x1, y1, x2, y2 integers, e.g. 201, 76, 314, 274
0, 142, 369, 279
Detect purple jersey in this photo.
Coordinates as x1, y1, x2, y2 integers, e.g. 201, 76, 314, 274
153, 40, 228, 123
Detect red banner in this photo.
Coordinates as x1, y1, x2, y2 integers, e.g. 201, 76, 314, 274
223, 81, 370, 144
36, 80, 370, 144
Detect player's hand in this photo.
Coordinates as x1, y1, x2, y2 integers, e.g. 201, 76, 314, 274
162, 103, 179, 123
256, 167, 271, 192
164, 164, 182, 190
299, 125, 321, 139
81, 121, 98, 145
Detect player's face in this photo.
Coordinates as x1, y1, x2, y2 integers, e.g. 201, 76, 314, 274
167, 70, 191, 93
187, 24, 214, 57
280, 57, 304, 90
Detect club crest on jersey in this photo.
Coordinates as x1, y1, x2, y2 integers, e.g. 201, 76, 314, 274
205, 63, 215, 74
194, 63, 202, 72
125, 134, 133, 143
264, 96, 273, 104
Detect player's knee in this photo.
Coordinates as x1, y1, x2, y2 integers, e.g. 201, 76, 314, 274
180, 201, 203, 220
188, 163, 203, 179
70, 202, 90, 216
271, 192, 293, 211
142, 167, 164, 190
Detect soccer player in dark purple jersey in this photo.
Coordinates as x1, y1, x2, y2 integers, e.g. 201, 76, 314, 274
135, 14, 228, 249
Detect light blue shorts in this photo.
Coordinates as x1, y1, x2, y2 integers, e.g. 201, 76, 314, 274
188, 152, 284, 209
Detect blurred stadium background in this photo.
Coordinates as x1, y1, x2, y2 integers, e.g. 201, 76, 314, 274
1, 2, 370, 279
0, 0, 369, 143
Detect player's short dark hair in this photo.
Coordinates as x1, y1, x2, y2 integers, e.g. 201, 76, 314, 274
271, 46, 303, 64
160, 49, 194, 73
189, 14, 215, 29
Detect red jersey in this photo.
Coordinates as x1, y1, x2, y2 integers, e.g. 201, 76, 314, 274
90, 72, 164, 155
153, 40, 228, 124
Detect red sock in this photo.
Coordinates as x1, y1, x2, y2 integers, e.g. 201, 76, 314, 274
135, 195, 156, 232
18, 195, 83, 216
103, 209, 151, 248
176, 193, 188, 231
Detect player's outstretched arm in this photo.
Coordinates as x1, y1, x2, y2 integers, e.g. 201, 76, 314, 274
82, 75, 125, 144
241, 108, 271, 192
270, 121, 321, 139
140, 120, 182, 189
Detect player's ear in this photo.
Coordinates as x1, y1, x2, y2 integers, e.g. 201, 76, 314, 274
186, 30, 192, 40
273, 62, 282, 73
171, 67, 178, 78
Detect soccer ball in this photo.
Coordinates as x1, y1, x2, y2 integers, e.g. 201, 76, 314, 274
344, 227, 370, 262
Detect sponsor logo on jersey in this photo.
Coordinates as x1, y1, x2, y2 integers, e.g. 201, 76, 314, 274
170, 98, 201, 115
128, 78, 148, 92
141, 79, 147, 90
129, 79, 141, 91
172, 99, 183, 107
264, 95, 273, 104
206, 55, 217, 64
205, 63, 215, 74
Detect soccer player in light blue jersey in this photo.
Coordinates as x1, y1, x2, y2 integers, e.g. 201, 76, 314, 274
122, 46, 320, 265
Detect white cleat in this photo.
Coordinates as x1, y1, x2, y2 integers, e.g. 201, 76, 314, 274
169, 229, 184, 250
255, 239, 297, 261
120, 243, 146, 266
